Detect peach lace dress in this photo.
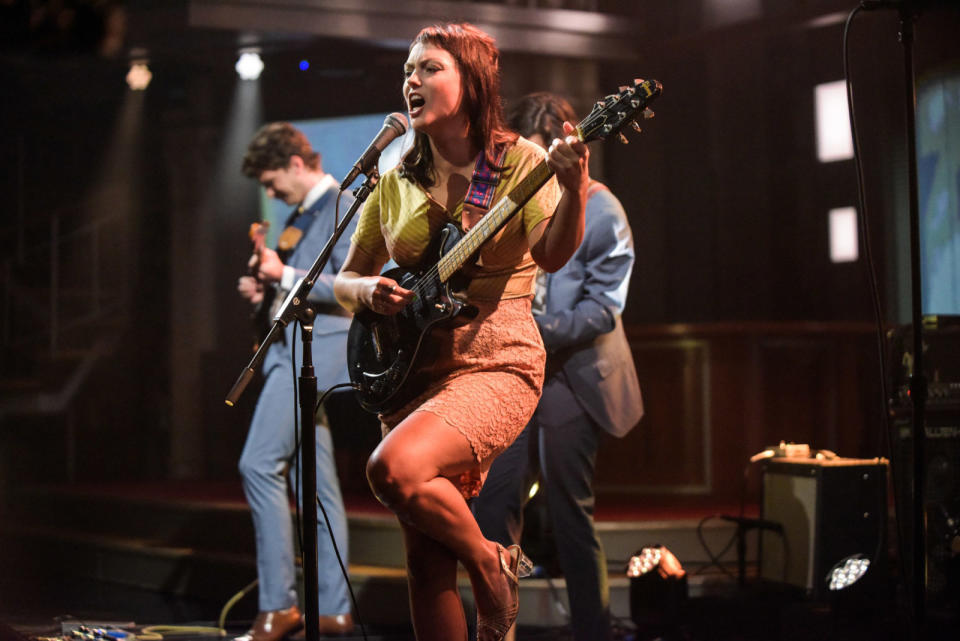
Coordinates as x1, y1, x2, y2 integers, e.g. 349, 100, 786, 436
351, 138, 561, 497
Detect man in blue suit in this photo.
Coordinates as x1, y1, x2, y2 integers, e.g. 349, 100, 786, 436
473, 94, 644, 641
236, 123, 354, 640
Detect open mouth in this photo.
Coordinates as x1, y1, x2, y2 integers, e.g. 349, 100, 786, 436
407, 93, 425, 117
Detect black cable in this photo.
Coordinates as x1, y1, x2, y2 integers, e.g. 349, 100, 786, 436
694, 515, 740, 580
844, 1, 906, 606
845, 5, 892, 458
315, 490, 369, 641
283, 379, 362, 638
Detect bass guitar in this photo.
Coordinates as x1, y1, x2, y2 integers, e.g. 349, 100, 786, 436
347, 78, 662, 413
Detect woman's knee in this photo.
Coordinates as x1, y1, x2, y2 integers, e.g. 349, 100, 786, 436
366, 448, 416, 508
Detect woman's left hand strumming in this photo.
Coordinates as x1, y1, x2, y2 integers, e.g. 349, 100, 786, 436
547, 121, 589, 197
361, 276, 415, 316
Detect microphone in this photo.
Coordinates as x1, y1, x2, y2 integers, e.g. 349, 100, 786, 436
339, 112, 408, 190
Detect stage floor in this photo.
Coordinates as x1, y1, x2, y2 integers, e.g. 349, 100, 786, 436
0, 481, 952, 641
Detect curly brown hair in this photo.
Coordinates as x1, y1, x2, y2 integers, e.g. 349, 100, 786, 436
400, 22, 516, 186
241, 122, 320, 178
507, 92, 578, 144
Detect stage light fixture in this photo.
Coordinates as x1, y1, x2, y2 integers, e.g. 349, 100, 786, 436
627, 545, 685, 579
126, 61, 151, 90
827, 554, 871, 591
627, 545, 687, 635
236, 51, 264, 81
299, 59, 310, 71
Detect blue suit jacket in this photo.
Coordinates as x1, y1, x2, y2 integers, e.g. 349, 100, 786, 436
535, 183, 643, 437
263, 184, 356, 392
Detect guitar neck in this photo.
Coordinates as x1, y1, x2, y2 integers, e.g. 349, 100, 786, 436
436, 160, 554, 282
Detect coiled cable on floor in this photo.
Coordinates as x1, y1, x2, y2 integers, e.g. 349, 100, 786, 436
217, 578, 260, 631
137, 625, 223, 639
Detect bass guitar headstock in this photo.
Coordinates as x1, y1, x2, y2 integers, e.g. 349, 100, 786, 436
576, 78, 662, 145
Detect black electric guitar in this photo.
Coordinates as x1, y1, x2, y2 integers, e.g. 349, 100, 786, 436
347, 78, 663, 413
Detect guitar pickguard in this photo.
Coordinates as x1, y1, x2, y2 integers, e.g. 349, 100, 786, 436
347, 224, 468, 413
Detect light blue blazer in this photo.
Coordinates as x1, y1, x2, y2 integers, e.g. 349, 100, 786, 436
535, 183, 644, 437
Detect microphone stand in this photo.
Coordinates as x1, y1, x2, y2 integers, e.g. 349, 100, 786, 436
226, 171, 379, 641
897, 7, 927, 632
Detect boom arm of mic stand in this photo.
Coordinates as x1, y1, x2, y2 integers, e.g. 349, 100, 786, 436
224, 172, 379, 407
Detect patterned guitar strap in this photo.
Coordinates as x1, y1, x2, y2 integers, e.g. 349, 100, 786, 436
275, 204, 317, 263
461, 145, 508, 236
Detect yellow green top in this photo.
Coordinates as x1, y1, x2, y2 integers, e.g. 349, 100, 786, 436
351, 137, 561, 302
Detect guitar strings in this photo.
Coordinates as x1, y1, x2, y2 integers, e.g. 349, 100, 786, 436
400, 164, 548, 300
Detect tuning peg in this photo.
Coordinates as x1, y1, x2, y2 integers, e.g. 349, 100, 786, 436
633, 78, 644, 86
619, 85, 629, 92
617, 132, 629, 144
643, 108, 655, 119
631, 120, 642, 133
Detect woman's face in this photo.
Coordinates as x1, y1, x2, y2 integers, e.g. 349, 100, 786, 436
403, 42, 465, 136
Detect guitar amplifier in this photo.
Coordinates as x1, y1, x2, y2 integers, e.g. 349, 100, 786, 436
759, 457, 888, 600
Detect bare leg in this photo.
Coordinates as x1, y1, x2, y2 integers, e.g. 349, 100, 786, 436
400, 520, 468, 641
367, 411, 514, 634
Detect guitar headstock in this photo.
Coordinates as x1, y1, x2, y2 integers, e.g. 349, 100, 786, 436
576, 79, 662, 145
249, 221, 270, 254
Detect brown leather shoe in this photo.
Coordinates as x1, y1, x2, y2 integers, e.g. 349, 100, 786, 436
234, 606, 304, 641
290, 613, 353, 638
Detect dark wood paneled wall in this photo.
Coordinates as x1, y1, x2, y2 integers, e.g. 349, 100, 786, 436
595, 322, 884, 507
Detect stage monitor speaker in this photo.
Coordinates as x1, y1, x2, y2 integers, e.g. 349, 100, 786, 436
759, 457, 888, 600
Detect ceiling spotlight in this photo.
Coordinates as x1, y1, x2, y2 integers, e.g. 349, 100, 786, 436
235, 51, 264, 81
126, 61, 151, 90
827, 554, 871, 591
299, 59, 310, 71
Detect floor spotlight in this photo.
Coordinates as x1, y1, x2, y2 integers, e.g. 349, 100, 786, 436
627, 545, 687, 637
235, 50, 264, 81
827, 553, 870, 591
126, 61, 151, 90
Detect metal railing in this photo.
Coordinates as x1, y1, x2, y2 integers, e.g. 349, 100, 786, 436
2, 211, 127, 360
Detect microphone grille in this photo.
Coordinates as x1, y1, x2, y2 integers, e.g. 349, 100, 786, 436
385, 112, 409, 135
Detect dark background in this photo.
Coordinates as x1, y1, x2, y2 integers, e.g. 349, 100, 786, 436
0, 0, 958, 503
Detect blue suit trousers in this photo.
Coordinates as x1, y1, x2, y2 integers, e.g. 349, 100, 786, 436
474, 370, 611, 641
238, 361, 350, 615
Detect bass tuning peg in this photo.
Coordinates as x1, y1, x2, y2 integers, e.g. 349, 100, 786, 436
617, 132, 629, 144
643, 108, 655, 119
631, 121, 642, 133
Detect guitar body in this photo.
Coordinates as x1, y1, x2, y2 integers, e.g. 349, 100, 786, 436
347, 223, 471, 413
